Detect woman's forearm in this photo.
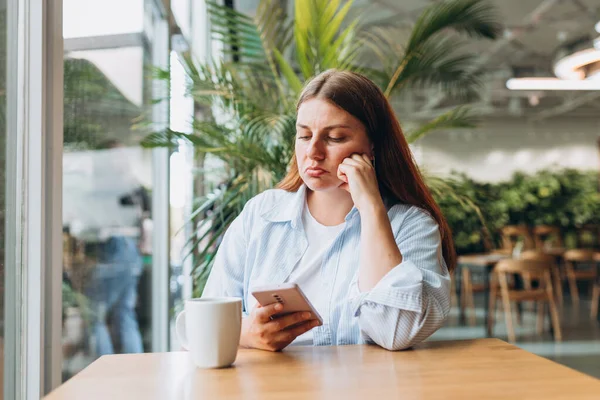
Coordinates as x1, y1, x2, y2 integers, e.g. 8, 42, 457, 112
358, 204, 402, 292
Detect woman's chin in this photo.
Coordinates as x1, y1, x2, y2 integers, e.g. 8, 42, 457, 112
302, 176, 342, 192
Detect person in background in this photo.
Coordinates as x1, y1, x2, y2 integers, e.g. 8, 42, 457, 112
85, 139, 146, 356
203, 70, 456, 352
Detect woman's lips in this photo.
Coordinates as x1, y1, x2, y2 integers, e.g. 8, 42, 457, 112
305, 167, 327, 177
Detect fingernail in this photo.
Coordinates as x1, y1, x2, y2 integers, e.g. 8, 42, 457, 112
303, 312, 311, 319
275, 303, 283, 311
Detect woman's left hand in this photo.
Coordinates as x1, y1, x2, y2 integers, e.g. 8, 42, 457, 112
337, 153, 384, 212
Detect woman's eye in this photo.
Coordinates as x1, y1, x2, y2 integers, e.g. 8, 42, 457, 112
328, 137, 345, 143
297, 136, 311, 141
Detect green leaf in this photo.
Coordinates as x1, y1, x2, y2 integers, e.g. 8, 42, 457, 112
273, 48, 303, 94
320, 1, 353, 55
383, 0, 499, 97
406, 0, 500, 55
405, 106, 477, 143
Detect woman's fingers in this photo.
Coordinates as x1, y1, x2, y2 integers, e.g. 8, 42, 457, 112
360, 153, 373, 166
266, 311, 315, 333
342, 157, 364, 169
337, 164, 350, 182
349, 153, 373, 168
254, 302, 283, 323
273, 319, 320, 344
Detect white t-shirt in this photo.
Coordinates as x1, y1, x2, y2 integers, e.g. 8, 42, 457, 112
287, 201, 345, 345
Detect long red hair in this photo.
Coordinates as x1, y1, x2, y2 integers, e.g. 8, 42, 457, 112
277, 69, 456, 272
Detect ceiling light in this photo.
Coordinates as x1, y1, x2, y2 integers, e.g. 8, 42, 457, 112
554, 47, 600, 80
506, 78, 600, 90
507, 28, 600, 91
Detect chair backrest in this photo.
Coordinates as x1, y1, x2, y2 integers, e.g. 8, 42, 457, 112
494, 260, 550, 276
500, 225, 535, 253
520, 249, 556, 265
563, 249, 596, 262
532, 225, 563, 249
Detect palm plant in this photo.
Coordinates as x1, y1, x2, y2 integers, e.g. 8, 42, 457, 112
142, 0, 500, 295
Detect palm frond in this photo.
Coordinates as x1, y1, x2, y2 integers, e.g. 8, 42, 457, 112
405, 106, 477, 143
361, 26, 407, 77
383, 0, 500, 97
207, 1, 266, 64
140, 129, 184, 148
393, 36, 484, 99
294, 0, 361, 79
406, 0, 500, 55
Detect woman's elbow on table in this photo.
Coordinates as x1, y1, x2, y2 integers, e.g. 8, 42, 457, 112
361, 296, 450, 351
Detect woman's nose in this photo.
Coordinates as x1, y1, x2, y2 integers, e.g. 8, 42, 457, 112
306, 139, 325, 160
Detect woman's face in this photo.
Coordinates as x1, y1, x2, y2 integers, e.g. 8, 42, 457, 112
295, 98, 372, 192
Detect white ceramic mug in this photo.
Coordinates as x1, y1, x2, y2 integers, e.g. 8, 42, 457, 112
176, 297, 242, 368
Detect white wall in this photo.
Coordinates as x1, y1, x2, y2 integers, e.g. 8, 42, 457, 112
417, 117, 600, 182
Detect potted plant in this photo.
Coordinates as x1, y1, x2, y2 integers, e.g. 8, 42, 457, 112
143, 0, 500, 294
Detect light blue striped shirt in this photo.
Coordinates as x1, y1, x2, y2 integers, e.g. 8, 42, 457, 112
203, 184, 451, 350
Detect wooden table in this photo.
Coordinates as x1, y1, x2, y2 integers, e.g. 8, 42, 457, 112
45, 339, 599, 399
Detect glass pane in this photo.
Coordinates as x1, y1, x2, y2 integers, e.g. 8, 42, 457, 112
62, 4, 155, 381
167, 52, 194, 350
63, 0, 144, 39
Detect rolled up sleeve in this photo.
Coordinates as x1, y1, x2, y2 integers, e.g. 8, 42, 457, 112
349, 207, 451, 351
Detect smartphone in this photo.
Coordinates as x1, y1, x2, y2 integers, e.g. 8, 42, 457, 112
251, 283, 323, 325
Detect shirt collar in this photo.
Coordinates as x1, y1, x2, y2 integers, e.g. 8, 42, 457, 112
261, 184, 362, 230
260, 184, 307, 229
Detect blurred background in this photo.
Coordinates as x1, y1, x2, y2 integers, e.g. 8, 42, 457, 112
59, 0, 600, 381
2, 0, 600, 394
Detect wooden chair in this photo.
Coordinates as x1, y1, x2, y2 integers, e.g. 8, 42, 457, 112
563, 249, 598, 309
460, 267, 483, 326
532, 225, 564, 250
592, 270, 600, 319
592, 251, 600, 318
460, 226, 534, 325
500, 225, 535, 255
488, 259, 562, 343
521, 250, 564, 307
450, 272, 459, 310
461, 265, 520, 327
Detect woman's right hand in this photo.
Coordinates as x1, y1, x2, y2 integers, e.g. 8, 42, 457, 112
239, 303, 321, 351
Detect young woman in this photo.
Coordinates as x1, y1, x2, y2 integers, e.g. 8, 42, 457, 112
203, 69, 455, 351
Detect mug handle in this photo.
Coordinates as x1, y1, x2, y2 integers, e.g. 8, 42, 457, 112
175, 310, 189, 350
